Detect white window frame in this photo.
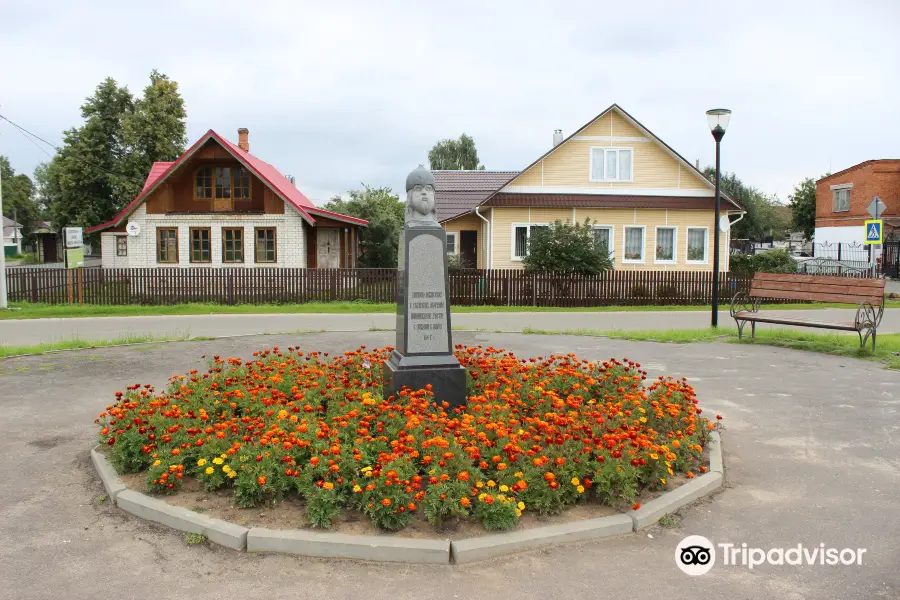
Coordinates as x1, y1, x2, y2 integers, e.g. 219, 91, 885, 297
445, 231, 458, 255
591, 225, 615, 259
511, 222, 550, 261
830, 183, 852, 213
622, 225, 646, 264
686, 226, 709, 265
654, 226, 677, 264
589, 147, 634, 183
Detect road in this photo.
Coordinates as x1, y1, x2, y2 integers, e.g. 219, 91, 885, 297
1, 331, 898, 600
1, 307, 898, 346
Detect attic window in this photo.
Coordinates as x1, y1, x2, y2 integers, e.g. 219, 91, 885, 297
590, 148, 633, 182
195, 167, 251, 200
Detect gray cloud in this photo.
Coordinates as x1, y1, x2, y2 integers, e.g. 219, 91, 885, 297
1, 0, 898, 205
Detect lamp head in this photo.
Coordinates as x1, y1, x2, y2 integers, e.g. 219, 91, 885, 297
706, 108, 731, 141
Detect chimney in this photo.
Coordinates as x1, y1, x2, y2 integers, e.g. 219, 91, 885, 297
552, 129, 563, 147
237, 128, 249, 152
695, 158, 700, 169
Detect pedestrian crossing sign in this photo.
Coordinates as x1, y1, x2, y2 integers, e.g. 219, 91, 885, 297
864, 219, 882, 245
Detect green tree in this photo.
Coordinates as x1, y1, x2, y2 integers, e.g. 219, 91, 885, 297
522, 218, 614, 275
428, 134, 485, 170
39, 71, 187, 229
1, 155, 40, 240
324, 185, 405, 268
788, 177, 817, 241
702, 167, 786, 240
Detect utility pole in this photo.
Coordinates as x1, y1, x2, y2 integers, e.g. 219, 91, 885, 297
0, 162, 7, 309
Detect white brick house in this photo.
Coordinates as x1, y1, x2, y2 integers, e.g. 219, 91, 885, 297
88, 128, 366, 269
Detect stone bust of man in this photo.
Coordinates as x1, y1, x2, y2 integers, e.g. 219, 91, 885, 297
404, 165, 439, 227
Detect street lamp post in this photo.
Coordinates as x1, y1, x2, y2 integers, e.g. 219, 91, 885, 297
706, 108, 731, 328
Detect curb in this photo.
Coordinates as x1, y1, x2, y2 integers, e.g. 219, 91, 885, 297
116, 490, 248, 551
630, 472, 723, 530
450, 514, 633, 564
247, 527, 450, 564
90, 446, 127, 502
708, 430, 724, 475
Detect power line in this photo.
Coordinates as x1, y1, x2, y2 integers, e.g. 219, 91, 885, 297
0, 113, 146, 184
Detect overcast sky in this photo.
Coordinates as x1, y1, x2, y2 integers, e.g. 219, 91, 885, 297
1, 0, 898, 205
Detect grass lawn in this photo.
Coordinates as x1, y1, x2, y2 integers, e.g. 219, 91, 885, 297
0, 333, 210, 358
2, 300, 898, 320
519, 326, 900, 370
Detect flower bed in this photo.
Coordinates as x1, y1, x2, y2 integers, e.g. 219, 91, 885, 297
97, 345, 720, 533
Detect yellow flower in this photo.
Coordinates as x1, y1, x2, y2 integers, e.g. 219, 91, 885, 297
222, 465, 232, 474
213, 457, 224, 465
649, 453, 659, 460
152, 460, 161, 467
227, 471, 236, 479
498, 494, 507, 502
220, 453, 227, 459
352, 485, 362, 493
517, 501, 525, 510
570, 477, 580, 486
364, 471, 373, 477
667, 467, 674, 475
659, 478, 667, 485
205, 467, 214, 475
197, 458, 207, 467
514, 471, 524, 478
361, 466, 372, 472
515, 509, 522, 517
576, 485, 585, 494
499, 485, 509, 493
486, 480, 496, 488
639, 416, 647, 423
476, 481, 484, 489
477, 493, 486, 501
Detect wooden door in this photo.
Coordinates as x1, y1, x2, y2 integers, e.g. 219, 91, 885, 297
317, 228, 341, 268
460, 230, 478, 268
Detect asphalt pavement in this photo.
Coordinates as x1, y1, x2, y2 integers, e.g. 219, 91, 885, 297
0, 331, 898, 600
2, 307, 899, 346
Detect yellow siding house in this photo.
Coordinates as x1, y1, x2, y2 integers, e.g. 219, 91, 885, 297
435, 104, 743, 271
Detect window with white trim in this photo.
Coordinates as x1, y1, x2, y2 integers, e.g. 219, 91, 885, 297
832, 187, 850, 212
115, 236, 127, 257
686, 227, 708, 263
445, 232, 457, 254
623, 226, 645, 263
655, 226, 676, 263
591, 225, 613, 256
512, 223, 549, 260
590, 148, 633, 182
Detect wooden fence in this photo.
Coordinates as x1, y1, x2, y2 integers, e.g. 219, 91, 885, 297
5, 267, 771, 307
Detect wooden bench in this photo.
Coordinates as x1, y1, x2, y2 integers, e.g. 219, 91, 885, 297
730, 273, 886, 348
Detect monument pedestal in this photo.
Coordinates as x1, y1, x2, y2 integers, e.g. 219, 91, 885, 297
382, 224, 467, 408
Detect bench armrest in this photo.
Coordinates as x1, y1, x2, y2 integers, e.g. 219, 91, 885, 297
730, 292, 759, 318
855, 302, 884, 330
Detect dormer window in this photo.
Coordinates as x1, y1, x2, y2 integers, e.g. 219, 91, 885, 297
590, 148, 633, 182
195, 166, 252, 200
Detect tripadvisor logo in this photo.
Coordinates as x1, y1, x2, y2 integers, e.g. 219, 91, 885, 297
675, 536, 867, 575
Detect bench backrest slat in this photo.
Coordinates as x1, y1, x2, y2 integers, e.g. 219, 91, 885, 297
749, 273, 884, 305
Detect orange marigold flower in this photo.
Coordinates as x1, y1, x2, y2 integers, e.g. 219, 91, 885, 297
632, 502, 641, 510
686, 472, 695, 479
544, 472, 556, 482
483, 494, 495, 505
460, 497, 471, 507
381, 498, 392, 507
257, 475, 267, 486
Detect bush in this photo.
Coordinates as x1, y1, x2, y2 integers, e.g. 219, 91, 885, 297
523, 218, 614, 275
730, 249, 797, 275
96, 346, 718, 532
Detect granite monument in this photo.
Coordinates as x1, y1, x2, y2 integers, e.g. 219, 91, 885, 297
383, 165, 467, 408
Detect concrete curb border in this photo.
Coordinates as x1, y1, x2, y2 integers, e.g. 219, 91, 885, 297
89, 431, 725, 563
90, 446, 127, 502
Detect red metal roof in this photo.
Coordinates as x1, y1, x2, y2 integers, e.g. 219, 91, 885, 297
86, 130, 367, 232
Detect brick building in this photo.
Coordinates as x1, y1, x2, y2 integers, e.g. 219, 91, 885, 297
815, 159, 900, 246
87, 129, 367, 269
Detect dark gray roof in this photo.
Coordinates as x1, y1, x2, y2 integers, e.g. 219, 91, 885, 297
433, 170, 518, 222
